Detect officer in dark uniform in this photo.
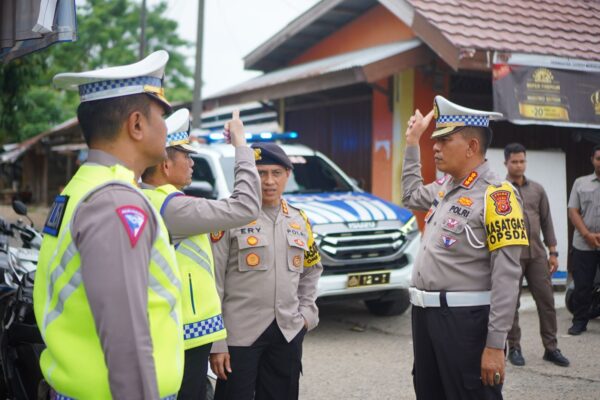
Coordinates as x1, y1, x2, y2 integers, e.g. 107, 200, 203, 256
402, 96, 528, 400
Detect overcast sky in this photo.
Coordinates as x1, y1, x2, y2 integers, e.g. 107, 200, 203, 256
149, 0, 319, 96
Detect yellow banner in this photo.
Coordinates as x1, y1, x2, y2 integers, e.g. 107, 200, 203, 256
518, 103, 569, 120
484, 183, 529, 251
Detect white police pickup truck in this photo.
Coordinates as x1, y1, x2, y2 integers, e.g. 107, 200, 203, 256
186, 136, 420, 316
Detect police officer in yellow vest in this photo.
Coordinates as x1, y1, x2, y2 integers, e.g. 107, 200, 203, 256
141, 108, 261, 400
33, 51, 183, 400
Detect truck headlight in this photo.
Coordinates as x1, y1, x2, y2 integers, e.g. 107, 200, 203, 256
400, 216, 418, 236
312, 231, 322, 245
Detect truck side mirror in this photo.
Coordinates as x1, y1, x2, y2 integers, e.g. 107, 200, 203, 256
349, 177, 364, 189
184, 181, 217, 200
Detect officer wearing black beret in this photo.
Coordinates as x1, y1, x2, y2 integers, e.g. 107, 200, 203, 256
210, 142, 322, 400
251, 142, 294, 170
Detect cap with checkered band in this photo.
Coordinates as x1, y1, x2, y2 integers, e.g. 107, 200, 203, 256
53, 50, 171, 110
432, 95, 503, 139
165, 108, 198, 154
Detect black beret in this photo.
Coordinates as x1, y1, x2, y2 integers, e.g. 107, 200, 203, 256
251, 142, 293, 170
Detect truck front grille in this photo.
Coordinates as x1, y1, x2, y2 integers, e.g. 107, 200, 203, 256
317, 229, 406, 261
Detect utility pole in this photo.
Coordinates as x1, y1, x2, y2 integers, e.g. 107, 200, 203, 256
192, 0, 204, 129
139, 0, 147, 59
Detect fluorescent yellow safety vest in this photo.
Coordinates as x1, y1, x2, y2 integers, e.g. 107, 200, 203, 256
143, 184, 227, 350
33, 163, 183, 400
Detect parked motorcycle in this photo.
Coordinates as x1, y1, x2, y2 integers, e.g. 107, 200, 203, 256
0, 201, 217, 399
0, 201, 46, 400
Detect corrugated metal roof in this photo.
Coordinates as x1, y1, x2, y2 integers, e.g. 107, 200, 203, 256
207, 39, 423, 104
244, 0, 600, 74
409, 0, 600, 62
0, 117, 78, 164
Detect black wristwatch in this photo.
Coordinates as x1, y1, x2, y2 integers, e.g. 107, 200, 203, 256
549, 251, 559, 257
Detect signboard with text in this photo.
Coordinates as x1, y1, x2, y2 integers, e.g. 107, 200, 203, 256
493, 64, 600, 129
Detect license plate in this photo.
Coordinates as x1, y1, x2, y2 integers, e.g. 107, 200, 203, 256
347, 271, 391, 288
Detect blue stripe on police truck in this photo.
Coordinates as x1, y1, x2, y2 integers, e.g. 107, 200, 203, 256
345, 200, 373, 220
305, 201, 358, 222
295, 203, 336, 224
285, 192, 412, 225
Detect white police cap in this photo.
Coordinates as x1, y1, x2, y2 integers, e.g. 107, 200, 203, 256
432, 95, 503, 138
53, 50, 170, 109
165, 108, 198, 153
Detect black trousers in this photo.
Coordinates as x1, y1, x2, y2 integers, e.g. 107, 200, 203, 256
571, 249, 600, 326
179, 343, 212, 400
412, 297, 503, 400
214, 320, 305, 400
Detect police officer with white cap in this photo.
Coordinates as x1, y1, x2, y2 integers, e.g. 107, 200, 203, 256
141, 108, 261, 400
33, 51, 183, 400
209, 142, 323, 400
402, 96, 528, 399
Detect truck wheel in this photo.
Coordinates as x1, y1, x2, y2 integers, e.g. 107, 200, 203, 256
365, 290, 410, 316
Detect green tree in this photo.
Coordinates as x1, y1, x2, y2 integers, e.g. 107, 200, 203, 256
0, 0, 193, 143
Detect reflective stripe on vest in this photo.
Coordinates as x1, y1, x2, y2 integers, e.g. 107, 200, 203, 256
150, 248, 181, 325
178, 238, 212, 277
42, 241, 78, 333
42, 237, 181, 334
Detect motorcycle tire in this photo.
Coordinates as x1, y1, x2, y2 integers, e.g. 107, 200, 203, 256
565, 281, 575, 314
589, 286, 600, 319
564, 281, 600, 319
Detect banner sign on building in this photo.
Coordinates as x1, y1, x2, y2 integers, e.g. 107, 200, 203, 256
492, 54, 600, 129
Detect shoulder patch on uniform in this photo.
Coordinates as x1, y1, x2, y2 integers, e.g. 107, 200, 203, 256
298, 209, 312, 226
484, 182, 529, 251
43, 195, 69, 236
296, 208, 321, 267
489, 190, 512, 216
210, 231, 225, 243
304, 241, 321, 267
116, 205, 148, 247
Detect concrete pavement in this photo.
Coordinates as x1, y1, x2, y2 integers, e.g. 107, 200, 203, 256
300, 291, 600, 400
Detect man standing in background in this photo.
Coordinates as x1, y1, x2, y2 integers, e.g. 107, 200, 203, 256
503, 143, 569, 367
567, 144, 600, 335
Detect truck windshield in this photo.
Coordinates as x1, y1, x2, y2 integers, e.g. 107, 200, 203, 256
219, 155, 353, 194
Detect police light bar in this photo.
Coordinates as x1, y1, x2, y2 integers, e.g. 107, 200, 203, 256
204, 131, 299, 144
